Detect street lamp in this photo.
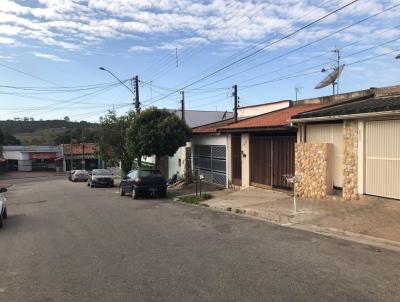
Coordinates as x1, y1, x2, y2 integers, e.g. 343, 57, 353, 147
98, 66, 134, 94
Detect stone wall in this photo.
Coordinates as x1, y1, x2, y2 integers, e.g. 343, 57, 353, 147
343, 120, 358, 200
295, 143, 333, 198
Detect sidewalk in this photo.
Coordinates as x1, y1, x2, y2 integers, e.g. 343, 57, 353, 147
202, 187, 400, 249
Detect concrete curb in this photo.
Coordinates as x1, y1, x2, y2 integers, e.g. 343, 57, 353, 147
204, 204, 400, 253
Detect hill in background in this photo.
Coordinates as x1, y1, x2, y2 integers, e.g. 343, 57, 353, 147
0, 119, 98, 145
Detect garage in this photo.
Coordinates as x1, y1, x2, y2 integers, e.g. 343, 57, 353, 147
365, 119, 400, 199
193, 144, 227, 187
249, 135, 296, 189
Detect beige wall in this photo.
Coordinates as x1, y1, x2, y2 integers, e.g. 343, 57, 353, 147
237, 101, 290, 119
241, 133, 250, 188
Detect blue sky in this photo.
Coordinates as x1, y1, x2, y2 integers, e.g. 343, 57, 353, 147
1, 0, 400, 122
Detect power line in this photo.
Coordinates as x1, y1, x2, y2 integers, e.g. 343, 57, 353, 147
141, 0, 360, 106
191, 2, 400, 91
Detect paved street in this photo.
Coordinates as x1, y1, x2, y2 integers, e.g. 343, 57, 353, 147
1, 178, 400, 302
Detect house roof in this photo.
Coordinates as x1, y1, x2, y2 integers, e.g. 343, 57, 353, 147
169, 109, 233, 128
291, 95, 400, 120
63, 143, 96, 155
218, 104, 324, 131
192, 118, 235, 134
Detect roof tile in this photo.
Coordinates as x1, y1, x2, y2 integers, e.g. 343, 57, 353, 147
219, 105, 324, 130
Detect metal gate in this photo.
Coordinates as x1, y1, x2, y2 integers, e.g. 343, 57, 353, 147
193, 144, 227, 187
365, 120, 400, 199
231, 134, 242, 186
250, 135, 295, 189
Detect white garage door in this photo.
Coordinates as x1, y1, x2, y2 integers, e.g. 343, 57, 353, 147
306, 123, 343, 187
365, 120, 400, 199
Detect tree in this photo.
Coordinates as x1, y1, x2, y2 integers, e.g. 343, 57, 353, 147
97, 110, 135, 175
64, 116, 70, 122
126, 107, 192, 168
0, 128, 4, 145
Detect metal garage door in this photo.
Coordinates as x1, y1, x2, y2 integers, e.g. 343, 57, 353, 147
250, 135, 295, 189
193, 144, 227, 187
306, 123, 343, 187
365, 120, 400, 199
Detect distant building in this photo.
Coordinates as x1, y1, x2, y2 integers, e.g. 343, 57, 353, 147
3, 145, 64, 172
62, 143, 101, 171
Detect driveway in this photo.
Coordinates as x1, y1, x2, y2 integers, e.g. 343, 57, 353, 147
0, 178, 400, 301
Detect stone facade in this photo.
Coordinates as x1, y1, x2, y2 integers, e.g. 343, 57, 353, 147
295, 143, 333, 198
343, 120, 358, 200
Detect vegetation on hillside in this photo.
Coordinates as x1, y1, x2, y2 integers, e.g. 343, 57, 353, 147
0, 119, 98, 145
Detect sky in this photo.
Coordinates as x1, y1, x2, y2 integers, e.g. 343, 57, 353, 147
1, 0, 400, 122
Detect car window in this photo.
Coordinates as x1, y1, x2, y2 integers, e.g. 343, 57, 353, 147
127, 171, 136, 179
92, 169, 111, 175
139, 170, 162, 177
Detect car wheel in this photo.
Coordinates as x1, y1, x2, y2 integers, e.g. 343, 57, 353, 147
0, 213, 4, 228
131, 187, 138, 199
87, 182, 90, 187
90, 183, 94, 188
119, 186, 125, 196
2, 206, 7, 219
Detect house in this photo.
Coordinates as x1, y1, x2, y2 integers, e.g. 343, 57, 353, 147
191, 100, 291, 188
218, 103, 324, 190
3, 145, 64, 172
160, 110, 234, 179
291, 85, 400, 200
62, 143, 101, 171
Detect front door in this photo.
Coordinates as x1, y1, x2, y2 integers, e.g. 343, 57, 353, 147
231, 135, 242, 186
250, 136, 272, 188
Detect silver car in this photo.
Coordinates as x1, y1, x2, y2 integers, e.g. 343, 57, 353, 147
0, 187, 8, 228
72, 170, 89, 182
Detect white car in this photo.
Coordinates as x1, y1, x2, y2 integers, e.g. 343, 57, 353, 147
0, 187, 8, 228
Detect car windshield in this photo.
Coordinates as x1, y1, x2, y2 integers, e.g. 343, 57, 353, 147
75, 170, 87, 174
139, 170, 162, 177
92, 169, 111, 175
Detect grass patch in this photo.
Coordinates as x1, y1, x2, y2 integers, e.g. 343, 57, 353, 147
181, 193, 214, 205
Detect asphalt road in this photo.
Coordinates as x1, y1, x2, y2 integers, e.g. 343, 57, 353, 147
1, 178, 400, 302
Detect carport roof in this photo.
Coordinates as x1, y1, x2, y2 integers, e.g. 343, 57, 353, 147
218, 104, 324, 131
291, 95, 400, 120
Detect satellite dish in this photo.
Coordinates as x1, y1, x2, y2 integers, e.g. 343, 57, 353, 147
315, 64, 345, 89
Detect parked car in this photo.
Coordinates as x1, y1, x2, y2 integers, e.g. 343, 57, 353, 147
68, 170, 76, 181
0, 187, 8, 228
87, 169, 114, 188
119, 169, 167, 199
72, 170, 89, 182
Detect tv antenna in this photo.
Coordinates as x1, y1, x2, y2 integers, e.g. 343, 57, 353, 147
295, 86, 303, 101
315, 48, 344, 95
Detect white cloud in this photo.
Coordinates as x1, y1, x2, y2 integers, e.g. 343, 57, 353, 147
33, 52, 71, 62
128, 45, 153, 52
0, 36, 14, 44
0, 0, 398, 56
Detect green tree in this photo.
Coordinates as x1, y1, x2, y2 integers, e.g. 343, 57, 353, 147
97, 110, 135, 175
126, 107, 192, 169
0, 128, 4, 145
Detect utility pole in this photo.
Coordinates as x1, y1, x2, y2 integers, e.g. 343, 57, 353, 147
233, 84, 238, 122
332, 48, 340, 95
70, 133, 73, 171
133, 75, 140, 113
180, 91, 185, 122
82, 136, 85, 170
